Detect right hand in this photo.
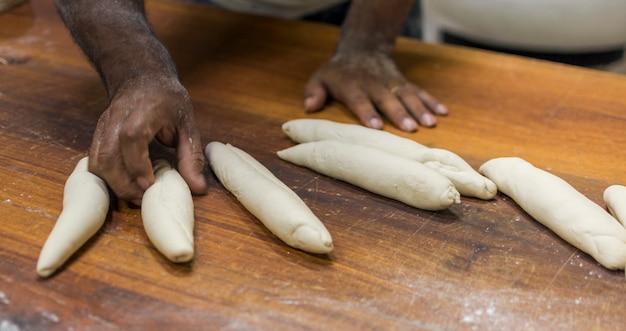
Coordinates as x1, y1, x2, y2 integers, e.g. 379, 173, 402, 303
88, 77, 208, 206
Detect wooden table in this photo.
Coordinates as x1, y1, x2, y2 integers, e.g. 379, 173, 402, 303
2, 1, 626, 330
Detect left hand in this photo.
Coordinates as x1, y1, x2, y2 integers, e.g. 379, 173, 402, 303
303, 51, 448, 132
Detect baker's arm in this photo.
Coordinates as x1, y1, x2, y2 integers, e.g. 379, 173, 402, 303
55, 0, 207, 205
304, 0, 447, 131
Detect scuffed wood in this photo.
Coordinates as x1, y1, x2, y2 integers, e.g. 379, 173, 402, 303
1, 0, 626, 330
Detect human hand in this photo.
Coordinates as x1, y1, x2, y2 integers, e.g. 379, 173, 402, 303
88, 78, 207, 205
303, 51, 448, 132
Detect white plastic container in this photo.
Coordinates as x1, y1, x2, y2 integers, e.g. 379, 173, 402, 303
421, 0, 626, 53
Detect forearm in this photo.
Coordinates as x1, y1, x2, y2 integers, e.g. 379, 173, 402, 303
55, 0, 179, 98
337, 0, 414, 55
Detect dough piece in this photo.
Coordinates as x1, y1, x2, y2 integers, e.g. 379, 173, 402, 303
37, 157, 109, 277
277, 140, 460, 211
205, 142, 333, 254
141, 159, 195, 263
480, 157, 626, 270
282, 119, 496, 200
603, 184, 626, 227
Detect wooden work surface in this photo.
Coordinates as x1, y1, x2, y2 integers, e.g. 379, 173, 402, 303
2, 1, 626, 330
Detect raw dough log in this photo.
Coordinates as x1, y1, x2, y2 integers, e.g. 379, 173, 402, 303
205, 142, 333, 254
37, 157, 109, 277
277, 140, 460, 211
282, 119, 496, 200
603, 184, 626, 227
141, 159, 195, 263
480, 157, 626, 270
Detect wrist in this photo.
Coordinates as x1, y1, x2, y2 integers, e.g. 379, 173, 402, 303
335, 0, 412, 55
114, 74, 186, 98
100, 37, 181, 98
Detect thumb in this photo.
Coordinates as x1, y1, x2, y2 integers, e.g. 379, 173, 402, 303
303, 76, 328, 112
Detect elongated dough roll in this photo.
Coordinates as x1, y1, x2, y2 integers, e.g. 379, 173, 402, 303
282, 119, 496, 200
604, 184, 626, 227
37, 157, 110, 277
141, 159, 195, 263
480, 157, 626, 270
277, 140, 460, 211
205, 142, 333, 254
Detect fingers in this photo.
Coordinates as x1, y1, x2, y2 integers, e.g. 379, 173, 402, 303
304, 74, 386, 130
119, 116, 156, 192
89, 111, 144, 206
346, 82, 451, 131
392, 85, 438, 128
176, 116, 208, 195
369, 86, 418, 131
306, 53, 449, 132
89, 164, 150, 206
303, 76, 327, 113
340, 89, 384, 130
118, 107, 208, 200
90, 97, 208, 205
406, 84, 449, 116
338, 82, 446, 132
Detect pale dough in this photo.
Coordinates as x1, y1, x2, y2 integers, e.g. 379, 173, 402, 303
603, 184, 626, 227
141, 159, 195, 263
277, 140, 460, 211
37, 157, 110, 277
480, 157, 626, 270
282, 118, 496, 200
205, 141, 333, 254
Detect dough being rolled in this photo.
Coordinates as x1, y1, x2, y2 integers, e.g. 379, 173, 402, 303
603, 184, 626, 227
282, 119, 496, 200
37, 157, 110, 277
141, 159, 195, 263
480, 157, 626, 270
205, 142, 333, 254
277, 140, 460, 211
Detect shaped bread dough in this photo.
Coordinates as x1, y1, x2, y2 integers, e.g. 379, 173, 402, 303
480, 157, 626, 270
282, 119, 496, 200
205, 142, 333, 254
277, 140, 460, 211
141, 159, 195, 263
37, 157, 109, 277
604, 184, 626, 227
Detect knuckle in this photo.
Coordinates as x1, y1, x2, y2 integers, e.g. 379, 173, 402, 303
119, 122, 151, 143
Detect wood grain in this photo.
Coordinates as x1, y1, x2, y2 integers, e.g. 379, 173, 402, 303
2, 1, 626, 330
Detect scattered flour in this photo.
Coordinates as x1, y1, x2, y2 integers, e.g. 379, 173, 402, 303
0, 320, 20, 331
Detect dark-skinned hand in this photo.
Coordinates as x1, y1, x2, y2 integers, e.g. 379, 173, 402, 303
304, 51, 448, 132
88, 78, 207, 206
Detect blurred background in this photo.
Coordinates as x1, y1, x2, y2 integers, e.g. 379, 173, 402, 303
5, 0, 621, 74
200, 0, 626, 74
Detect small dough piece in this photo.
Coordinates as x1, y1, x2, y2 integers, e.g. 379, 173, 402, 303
277, 140, 460, 211
205, 142, 333, 254
282, 119, 496, 200
37, 157, 109, 277
480, 157, 626, 270
603, 184, 626, 227
141, 159, 195, 263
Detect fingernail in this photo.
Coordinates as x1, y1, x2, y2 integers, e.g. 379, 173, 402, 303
421, 114, 436, 127
401, 118, 418, 131
436, 104, 449, 115
304, 97, 315, 112
369, 117, 383, 129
